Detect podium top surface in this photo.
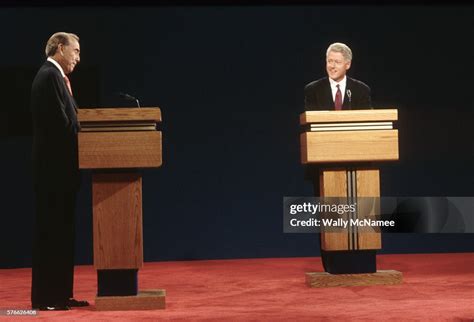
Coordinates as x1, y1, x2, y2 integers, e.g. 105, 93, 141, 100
78, 107, 161, 123
300, 109, 398, 125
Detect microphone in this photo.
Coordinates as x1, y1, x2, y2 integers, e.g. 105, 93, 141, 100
118, 92, 141, 108
346, 89, 352, 102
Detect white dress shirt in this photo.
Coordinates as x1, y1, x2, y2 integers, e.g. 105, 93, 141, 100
47, 57, 66, 78
329, 76, 347, 103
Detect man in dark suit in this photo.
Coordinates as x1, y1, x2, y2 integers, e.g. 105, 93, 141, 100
30, 32, 88, 310
305, 43, 371, 111
304, 42, 375, 274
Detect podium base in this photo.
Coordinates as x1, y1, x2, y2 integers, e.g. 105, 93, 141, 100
95, 289, 166, 311
306, 270, 402, 288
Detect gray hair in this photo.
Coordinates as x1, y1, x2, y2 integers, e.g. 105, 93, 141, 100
45, 32, 79, 57
326, 42, 352, 62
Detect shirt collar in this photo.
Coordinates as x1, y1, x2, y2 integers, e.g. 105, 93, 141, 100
329, 75, 347, 88
47, 57, 66, 78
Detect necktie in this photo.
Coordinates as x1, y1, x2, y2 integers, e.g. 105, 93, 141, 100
64, 76, 73, 96
64, 75, 79, 114
335, 84, 342, 110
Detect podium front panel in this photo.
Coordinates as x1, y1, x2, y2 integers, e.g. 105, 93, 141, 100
320, 169, 382, 251
93, 173, 143, 270
78, 131, 162, 169
301, 130, 398, 164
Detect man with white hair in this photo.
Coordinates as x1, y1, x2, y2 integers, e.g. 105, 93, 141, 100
30, 32, 88, 311
305, 42, 371, 110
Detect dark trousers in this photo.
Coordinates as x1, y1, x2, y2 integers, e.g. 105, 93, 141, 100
31, 183, 76, 307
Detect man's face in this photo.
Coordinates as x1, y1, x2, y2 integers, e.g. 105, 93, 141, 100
326, 51, 351, 82
58, 39, 80, 74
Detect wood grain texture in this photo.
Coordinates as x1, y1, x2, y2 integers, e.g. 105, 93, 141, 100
301, 130, 399, 163
93, 173, 143, 270
320, 170, 349, 251
356, 169, 380, 197
319, 169, 382, 251
95, 289, 166, 311
78, 131, 162, 169
305, 270, 403, 288
78, 108, 161, 123
356, 169, 382, 250
300, 109, 398, 125
320, 169, 348, 197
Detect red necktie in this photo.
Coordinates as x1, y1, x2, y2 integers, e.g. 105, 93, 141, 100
64, 76, 73, 96
335, 84, 342, 110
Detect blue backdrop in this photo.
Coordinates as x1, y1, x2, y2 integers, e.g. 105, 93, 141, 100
1, 5, 473, 268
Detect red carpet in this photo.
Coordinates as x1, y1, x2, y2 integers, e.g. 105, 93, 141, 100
0, 253, 473, 321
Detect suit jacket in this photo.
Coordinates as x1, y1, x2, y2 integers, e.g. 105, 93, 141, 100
31, 61, 80, 190
303, 77, 372, 183
304, 76, 371, 111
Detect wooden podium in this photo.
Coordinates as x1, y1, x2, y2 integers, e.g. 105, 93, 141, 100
77, 108, 165, 310
300, 109, 402, 287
